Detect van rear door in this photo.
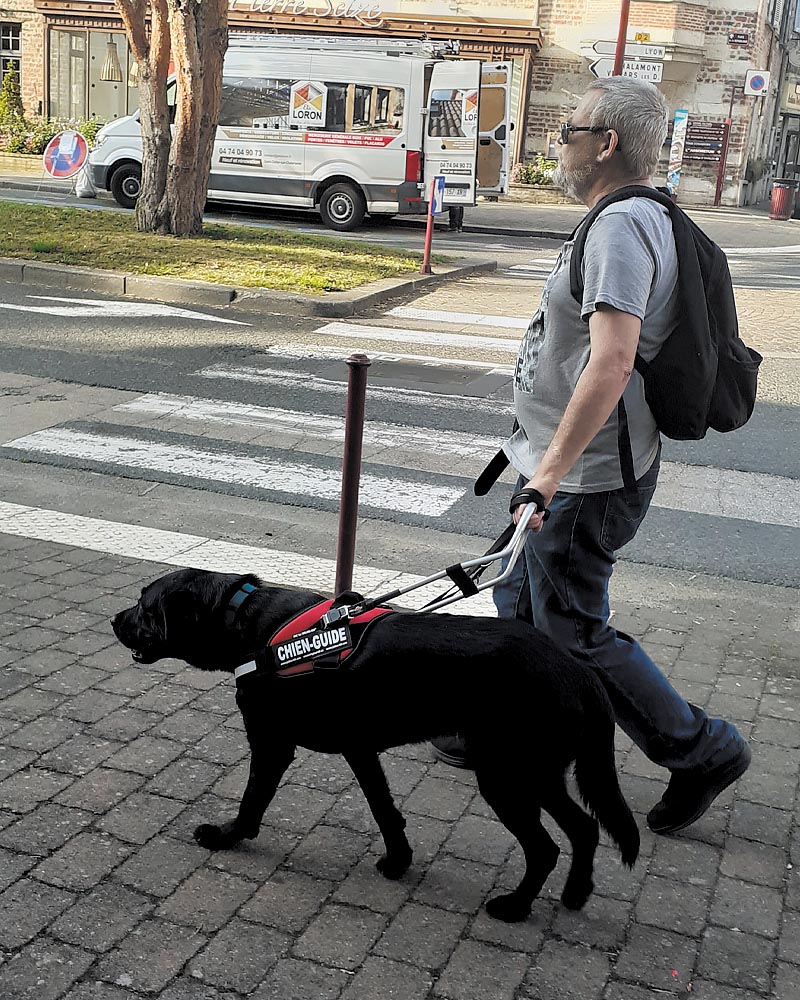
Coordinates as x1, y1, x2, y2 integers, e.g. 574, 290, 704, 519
423, 59, 481, 206
477, 62, 512, 197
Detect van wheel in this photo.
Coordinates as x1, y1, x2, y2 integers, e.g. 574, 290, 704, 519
111, 164, 142, 209
319, 183, 366, 231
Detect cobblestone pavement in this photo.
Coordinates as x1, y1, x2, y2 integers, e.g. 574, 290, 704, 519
1, 531, 800, 1000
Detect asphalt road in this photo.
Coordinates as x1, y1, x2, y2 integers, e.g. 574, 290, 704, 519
0, 277, 798, 591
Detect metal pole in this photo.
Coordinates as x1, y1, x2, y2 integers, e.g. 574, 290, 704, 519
335, 353, 371, 595
613, 0, 631, 76
420, 178, 435, 275
715, 86, 737, 208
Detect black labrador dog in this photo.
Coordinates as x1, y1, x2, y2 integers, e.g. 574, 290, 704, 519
112, 568, 639, 922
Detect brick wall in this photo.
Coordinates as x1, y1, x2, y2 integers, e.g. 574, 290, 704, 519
522, 0, 782, 204
1, 0, 45, 115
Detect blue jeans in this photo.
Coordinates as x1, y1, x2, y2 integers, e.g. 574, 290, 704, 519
494, 452, 745, 772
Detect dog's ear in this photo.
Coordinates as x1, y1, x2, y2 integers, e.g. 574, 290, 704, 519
160, 590, 201, 639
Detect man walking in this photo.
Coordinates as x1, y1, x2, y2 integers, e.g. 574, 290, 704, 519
434, 77, 750, 836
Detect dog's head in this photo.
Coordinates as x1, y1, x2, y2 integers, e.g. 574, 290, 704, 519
112, 568, 260, 670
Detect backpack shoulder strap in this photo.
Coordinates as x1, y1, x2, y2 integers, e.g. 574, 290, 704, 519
569, 185, 680, 310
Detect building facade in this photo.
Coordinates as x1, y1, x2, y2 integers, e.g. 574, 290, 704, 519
2, 0, 798, 204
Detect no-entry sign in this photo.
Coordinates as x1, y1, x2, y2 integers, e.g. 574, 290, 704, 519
42, 130, 89, 179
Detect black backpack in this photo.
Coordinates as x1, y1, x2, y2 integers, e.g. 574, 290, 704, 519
474, 185, 762, 500
570, 185, 762, 441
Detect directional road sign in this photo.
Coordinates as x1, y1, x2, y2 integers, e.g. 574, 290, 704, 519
592, 39, 666, 59
589, 58, 664, 83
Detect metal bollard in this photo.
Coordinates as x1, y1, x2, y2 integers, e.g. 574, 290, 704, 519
335, 353, 371, 595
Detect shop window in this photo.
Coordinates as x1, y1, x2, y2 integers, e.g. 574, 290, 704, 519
49, 28, 135, 121
1, 22, 21, 79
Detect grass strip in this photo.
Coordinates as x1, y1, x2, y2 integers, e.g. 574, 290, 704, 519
0, 201, 423, 293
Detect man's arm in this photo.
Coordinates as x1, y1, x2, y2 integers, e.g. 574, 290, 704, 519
514, 304, 641, 526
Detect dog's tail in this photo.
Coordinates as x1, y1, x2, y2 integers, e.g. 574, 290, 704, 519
573, 679, 640, 868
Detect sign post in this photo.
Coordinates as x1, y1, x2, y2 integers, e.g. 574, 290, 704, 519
613, 0, 632, 76
420, 174, 446, 276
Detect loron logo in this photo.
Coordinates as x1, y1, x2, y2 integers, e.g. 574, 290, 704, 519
461, 90, 478, 129
290, 81, 328, 125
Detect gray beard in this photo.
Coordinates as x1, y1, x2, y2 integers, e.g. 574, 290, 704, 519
553, 161, 595, 203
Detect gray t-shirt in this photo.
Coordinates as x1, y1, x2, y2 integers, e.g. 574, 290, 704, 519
504, 196, 680, 492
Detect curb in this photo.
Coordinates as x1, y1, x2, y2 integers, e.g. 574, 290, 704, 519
391, 217, 573, 242
0, 255, 497, 316
0, 177, 74, 196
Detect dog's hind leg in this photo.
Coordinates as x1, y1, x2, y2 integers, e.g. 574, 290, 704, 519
344, 750, 412, 879
541, 778, 600, 910
476, 764, 560, 923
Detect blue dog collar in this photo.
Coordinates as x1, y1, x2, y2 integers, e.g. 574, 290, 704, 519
224, 582, 257, 628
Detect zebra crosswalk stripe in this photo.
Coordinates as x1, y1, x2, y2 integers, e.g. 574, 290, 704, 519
3, 426, 466, 516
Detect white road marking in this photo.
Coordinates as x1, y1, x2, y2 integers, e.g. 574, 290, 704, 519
262, 343, 514, 374
0, 295, 248, 326
4, 427, 465, 516
724, 245, 800, 255
198, 364, 515, 416
653, 462, 800, 530
116, 392, 504, 457
385, 308, 528, 330
0, 500, 498, 615
6, 391, 799, 529
314, 322, 520, 352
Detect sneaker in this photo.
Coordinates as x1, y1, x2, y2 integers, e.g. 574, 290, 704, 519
647, 743, 752, 835
430, 735, 473, 769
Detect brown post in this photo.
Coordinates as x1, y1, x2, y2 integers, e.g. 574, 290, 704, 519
715, 87, 737, 208
335, 353, 371, 595
613, 0, 631, 76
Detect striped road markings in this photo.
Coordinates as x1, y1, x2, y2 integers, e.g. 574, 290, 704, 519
2, 303, 799, 539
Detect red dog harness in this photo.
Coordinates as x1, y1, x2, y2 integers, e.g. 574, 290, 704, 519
234, 597, 393, 682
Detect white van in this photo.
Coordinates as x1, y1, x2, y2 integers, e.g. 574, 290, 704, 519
88, 35, 512, 230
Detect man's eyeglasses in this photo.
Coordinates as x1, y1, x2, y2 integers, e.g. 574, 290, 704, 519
559, 123, 619, 149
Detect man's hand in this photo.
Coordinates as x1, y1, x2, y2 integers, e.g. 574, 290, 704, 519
512, 475, 559, 529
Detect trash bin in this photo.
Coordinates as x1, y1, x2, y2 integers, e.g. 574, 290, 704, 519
769, 179, 798, 221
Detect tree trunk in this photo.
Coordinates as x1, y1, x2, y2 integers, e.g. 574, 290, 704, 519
115, 0, 227, 237
135, 60, 171, 232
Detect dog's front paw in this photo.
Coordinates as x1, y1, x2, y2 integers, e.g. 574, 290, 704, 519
375, 845, 412, 880
485, 892, 532, 923
194, 821, 247, 851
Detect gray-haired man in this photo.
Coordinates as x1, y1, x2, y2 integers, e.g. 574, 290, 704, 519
434, 78, 750, 836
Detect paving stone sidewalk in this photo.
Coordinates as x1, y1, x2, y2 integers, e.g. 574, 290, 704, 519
1, 531, 799, 1000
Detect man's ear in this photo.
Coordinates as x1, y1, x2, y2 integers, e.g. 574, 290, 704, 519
597, 129, 620, 163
